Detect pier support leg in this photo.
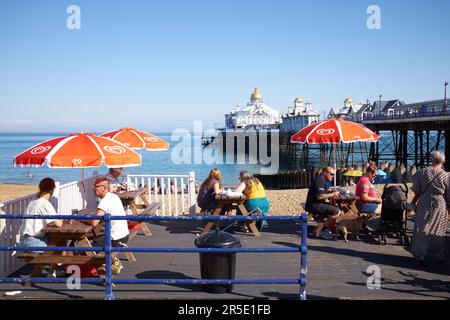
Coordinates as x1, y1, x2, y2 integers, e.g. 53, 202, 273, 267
419, 130, 424, 167
414, 131, 418, 166
403, 131, 408, 168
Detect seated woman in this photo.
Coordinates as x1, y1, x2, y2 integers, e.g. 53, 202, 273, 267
235, 171, 270, 231
197, 168, 224, 212
355, 165, 382, 215
19, 178, 63, 252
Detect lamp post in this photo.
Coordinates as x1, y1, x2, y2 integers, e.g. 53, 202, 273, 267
445, 81, 448, 112
379, 94, 382, 117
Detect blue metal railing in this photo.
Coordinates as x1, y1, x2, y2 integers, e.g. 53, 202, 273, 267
0, 214, 307, 300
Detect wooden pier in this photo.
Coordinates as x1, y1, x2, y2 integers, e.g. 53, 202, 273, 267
363, 101, 450, 171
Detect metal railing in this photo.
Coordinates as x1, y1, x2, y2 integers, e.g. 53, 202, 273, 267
0, 214, 307, 300
361, 103, 450, 122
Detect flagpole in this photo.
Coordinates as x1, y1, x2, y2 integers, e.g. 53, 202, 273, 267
334, 144, 337, 188
82, 167, 86, 210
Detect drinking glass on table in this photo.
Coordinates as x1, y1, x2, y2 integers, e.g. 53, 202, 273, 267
68, 209, 79, 225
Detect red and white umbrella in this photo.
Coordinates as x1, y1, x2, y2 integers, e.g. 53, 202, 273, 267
14, 133, 141, 208
291, 118, 380, 144
14, 133, 141, 168
291, 118, 381, 186
101, 127, 169, 151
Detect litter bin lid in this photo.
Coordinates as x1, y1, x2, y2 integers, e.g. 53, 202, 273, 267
195, 230, 241, 248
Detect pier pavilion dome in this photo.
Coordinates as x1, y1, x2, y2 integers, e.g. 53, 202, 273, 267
250, 88, 262, 101
344, 98, 353, 104
224, 88, 281, 130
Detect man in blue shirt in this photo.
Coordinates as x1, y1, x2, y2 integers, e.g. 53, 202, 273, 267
305, 167, 342, 239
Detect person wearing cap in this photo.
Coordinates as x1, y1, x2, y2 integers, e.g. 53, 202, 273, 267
19, 178, 63, 252
85, 177, 129, 273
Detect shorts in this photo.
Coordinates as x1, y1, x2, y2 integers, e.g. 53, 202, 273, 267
93, 235, 129, 248
21, 235, 49, 253
306, 203, 340, 218
356, 203, 378, 214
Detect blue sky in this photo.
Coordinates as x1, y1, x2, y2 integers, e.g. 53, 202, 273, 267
0, 0, 449, 132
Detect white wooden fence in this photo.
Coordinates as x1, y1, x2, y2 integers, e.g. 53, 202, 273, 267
54, 175, 99, 214
0, 194, 35, 279
0, 171, 197, 278
127, 172, 197, 216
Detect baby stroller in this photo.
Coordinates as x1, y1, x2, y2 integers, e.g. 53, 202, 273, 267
377, 183, 410, 245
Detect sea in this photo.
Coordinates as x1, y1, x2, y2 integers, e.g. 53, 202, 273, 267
0, 132, 445, 186
0, 132, 264, 186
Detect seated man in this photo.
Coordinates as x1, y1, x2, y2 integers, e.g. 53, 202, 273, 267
105, 167, 125, 192
84, 177, 130, 274
305, 166, 342, 240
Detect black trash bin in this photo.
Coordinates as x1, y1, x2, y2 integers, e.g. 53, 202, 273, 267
194, 229, 241, 293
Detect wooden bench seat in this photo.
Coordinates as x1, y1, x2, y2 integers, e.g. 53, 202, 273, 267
137, 202, 161, 216
17, 253, 107, 266
128, 202, 161, 243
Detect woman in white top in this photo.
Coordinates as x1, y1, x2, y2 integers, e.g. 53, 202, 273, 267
20, 178, 63, 252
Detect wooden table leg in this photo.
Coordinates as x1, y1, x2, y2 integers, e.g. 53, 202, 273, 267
140, 194, 150, 206
77, 237, 96, 257
139, 222, 152, 236
200, 205, 224, 236
129, 201, 152, 237
238, 204, 261, 237
122, 249, 136, 262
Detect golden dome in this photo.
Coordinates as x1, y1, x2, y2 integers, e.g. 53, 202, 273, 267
251, 88, 262, 100
344, 97, 353, 104
294, 97, 303, 103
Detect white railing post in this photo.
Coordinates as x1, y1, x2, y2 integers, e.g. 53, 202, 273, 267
0, 203, 5, 278
188, 171, 196, 215
53, 181, 61, 214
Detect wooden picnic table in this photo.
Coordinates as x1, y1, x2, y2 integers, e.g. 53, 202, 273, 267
200, 194, 261, 237
115, 188, 153, 236
18, 220, 102, 285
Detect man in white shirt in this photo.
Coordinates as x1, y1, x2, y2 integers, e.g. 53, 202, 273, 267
85, 177, 129, 274
86, 177, 129, 247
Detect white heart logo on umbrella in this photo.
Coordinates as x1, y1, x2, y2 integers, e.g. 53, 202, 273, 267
317, 129, 335, 135
72, 159, 83, 165
143, 137, 159, 142
104, 146, 126, 154
31, 146, 51, 154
